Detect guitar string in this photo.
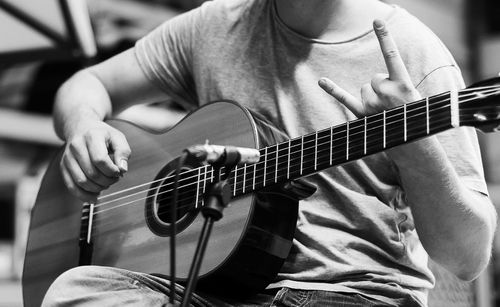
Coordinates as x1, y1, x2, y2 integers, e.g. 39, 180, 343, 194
79, 86, 500, 224
93, 85, 499, 206
94, 92, 441, 201
92, 96, 453, 209
90, 103, 496, 226
86, 116, 457, 229
88, 87, 500, 221
88, 101, 500, 230
86, 112, 488, 232
91, 87, 492, 209
95, 85, 499, 202
231, 105, 499, 197
90, 87, 500, 209
84, 97, 500, 228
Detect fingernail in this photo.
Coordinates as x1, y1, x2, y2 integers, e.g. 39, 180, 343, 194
119, 159, 128, 172
374, 19, 385, 30
318, 78, 333, 92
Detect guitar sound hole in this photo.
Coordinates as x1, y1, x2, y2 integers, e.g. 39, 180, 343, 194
145, 159, 201, 237
155, 167, 198, 224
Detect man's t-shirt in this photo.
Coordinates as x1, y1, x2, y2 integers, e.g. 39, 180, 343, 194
134, 0, 488, 305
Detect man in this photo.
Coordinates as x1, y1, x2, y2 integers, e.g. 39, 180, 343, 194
42, 0, 496, 306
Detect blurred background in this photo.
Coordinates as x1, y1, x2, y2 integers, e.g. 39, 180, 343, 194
0, 0, 499, 306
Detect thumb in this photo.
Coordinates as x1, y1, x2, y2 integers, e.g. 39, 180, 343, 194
109, 131, 132, 173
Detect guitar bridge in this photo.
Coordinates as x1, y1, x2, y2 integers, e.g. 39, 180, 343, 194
79, 202, 95, 265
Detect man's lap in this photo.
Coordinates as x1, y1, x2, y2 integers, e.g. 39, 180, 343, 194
41, 265, 410, 306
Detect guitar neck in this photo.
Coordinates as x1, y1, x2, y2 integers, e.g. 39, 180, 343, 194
225, 90, 459, 197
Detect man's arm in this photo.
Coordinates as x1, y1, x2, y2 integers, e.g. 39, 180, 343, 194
319, 19, 497, 281
388, 136, 496, 281
54, 48, 169, 201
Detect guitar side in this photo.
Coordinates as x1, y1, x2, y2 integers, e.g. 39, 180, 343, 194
22, 101, 298, 306
22, 148, 82, 307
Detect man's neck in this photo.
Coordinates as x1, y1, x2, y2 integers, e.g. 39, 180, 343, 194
274, 0, 393, 41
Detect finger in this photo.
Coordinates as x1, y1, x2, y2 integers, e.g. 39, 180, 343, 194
70, 138, 118, 187
361, 82, 389, 112
370, 73, 389, 95
108, 131, 131, 174
63, 150, 106, 193
319, 77, 364, 117
60, 159, 99, 202
85, 133, 122, 178
373, 19, 411, 83
361, 83, 379, 104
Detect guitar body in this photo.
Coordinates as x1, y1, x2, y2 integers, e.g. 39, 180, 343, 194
22, 101, 299, 307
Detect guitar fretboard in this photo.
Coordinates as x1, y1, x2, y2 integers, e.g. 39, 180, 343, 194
189, 90, 460, 204
81, 80, 500, 227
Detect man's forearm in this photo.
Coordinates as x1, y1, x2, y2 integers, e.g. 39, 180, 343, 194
389, 136, 497, 280
54, 70, 113, 141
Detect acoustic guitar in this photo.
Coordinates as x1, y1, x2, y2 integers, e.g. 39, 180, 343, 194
23, 77, 500, 306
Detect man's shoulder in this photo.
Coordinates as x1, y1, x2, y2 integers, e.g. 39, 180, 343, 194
386, 7, 459, 83
387, 7, 445, 52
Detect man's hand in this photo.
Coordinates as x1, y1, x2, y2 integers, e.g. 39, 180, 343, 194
53, 49, 167, 202
318, 19, 421, 117
60, 120, 131, 202
319, 19, 497, 281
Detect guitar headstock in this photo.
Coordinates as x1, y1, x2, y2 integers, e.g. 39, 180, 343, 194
459, 77, 500, 133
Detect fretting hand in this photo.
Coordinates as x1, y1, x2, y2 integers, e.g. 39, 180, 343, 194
319, 19, 421, 117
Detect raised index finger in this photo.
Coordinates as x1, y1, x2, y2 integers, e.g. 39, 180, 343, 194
373, 19, 411, 82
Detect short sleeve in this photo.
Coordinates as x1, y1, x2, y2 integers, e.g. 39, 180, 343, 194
416, 65, 489, 195
134, 6, 204, 110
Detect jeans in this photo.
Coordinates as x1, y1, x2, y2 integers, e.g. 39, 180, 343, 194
41, 266, 419, 307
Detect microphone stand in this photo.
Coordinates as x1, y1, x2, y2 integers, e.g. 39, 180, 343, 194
180, 163, 233, 307
170, 145, 258, 306
166, 152, 188, 307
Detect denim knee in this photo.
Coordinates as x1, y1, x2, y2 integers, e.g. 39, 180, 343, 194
42, 265, 127, 306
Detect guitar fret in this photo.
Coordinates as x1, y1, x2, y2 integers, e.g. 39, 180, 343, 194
426, 97, 430, 134
314, 132, 318, 170
383, 110, 386, 148
87, 202, 95, 244
450, 90, 459, 128
345, 119, 364, 161
233, 166, 237, 196
203, 166, 207, 193
287, 139, 291, 179
330, 126, 333, 165
252, 163, 256, 191
365, 112, 384, 154
403, 104, 407, 141
263, 147, 268, 187
346, 121, 350, 161
363, 116, 367, 155
202, 166, 208, 206
195, 167, 201, 208
275, 144, 279, 183
300, 136, 304, 175
385, 108, 405, 147
242, 165, 247, 193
